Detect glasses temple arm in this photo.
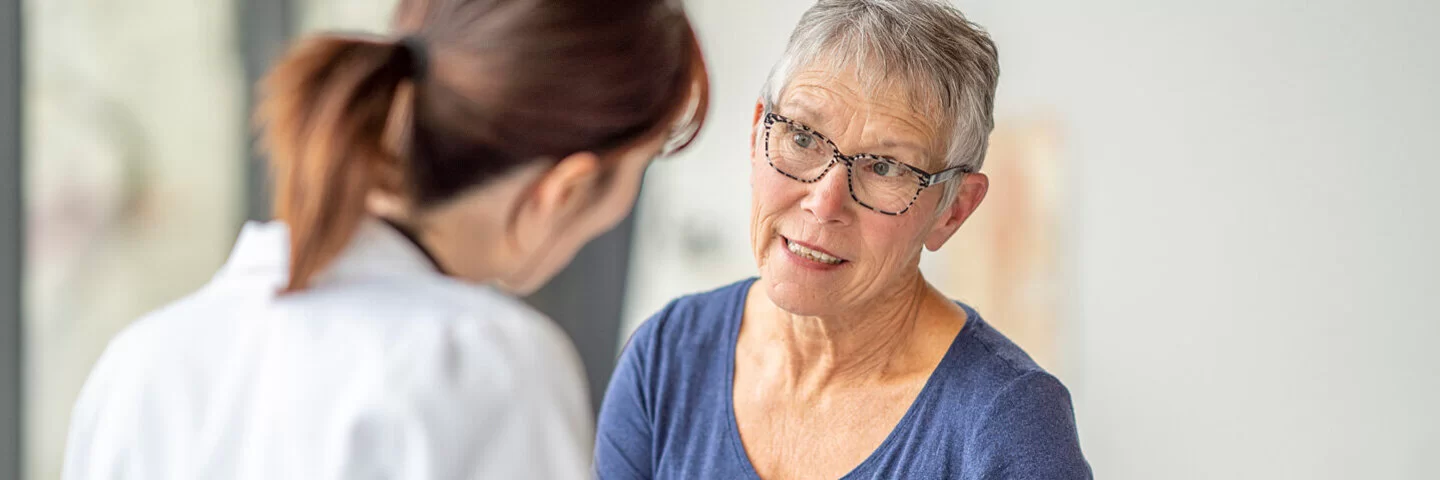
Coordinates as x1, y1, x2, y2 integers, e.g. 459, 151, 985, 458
923, 166, 972, 187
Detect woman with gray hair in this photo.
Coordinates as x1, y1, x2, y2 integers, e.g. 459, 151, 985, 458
594, 0, 1089, 478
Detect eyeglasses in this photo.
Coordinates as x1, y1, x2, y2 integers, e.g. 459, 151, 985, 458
762, 112, 970, 216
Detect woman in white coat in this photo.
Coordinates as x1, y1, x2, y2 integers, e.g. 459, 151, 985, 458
61, 0, 708, 478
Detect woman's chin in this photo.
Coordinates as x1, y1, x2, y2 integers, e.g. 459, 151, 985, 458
762, 275, 844, 317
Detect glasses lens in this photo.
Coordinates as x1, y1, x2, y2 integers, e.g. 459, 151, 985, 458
851, 155, 924, 213
767, 121, 832, 180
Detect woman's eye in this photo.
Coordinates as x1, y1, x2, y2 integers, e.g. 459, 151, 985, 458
871, 161, 896, 177
791, 132, 815, 149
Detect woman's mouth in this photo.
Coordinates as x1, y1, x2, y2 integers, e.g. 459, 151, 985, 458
782, 236, 846, 266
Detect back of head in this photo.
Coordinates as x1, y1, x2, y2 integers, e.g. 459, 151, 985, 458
257, 0, 708, 292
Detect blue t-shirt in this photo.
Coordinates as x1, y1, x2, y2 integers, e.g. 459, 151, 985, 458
595, 278, 1091, 479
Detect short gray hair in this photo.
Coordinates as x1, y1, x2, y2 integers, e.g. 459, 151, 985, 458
761, 0, 1000, 180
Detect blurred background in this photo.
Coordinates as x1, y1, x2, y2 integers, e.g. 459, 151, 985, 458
2, 0, 1438, 479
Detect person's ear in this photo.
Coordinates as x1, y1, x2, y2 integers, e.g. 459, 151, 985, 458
513, 151, 604, 239
749, 99, 765, 158
924, 173, 989, 251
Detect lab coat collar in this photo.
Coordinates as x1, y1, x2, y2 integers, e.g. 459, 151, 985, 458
217, 217, 446, 285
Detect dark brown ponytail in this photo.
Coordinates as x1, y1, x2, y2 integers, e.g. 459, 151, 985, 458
257, 0, 709, 293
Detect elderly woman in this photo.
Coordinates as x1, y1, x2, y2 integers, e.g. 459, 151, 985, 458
595, 0, 1089, 479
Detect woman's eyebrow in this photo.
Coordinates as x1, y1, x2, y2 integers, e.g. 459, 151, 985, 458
868, 139, 929, 159
779, 103, 825, 125
780, 102, 931, 160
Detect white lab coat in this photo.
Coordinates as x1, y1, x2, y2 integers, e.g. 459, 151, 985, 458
62, 219, 593, 479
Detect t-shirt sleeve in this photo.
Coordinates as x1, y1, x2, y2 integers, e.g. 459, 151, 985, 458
593, 304, 669, 480
966, 371, 1092, 480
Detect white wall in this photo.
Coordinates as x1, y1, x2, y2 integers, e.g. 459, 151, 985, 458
631, 0, 1440, 478
980, 0, 1440, 477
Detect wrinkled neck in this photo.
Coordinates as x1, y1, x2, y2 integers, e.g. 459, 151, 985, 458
758, 274, 939, 389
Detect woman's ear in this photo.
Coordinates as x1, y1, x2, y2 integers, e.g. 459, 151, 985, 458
501, 151, 603, 270
749, 99, 764, 158
924, 173, 989, 251
519, 151, 605, 226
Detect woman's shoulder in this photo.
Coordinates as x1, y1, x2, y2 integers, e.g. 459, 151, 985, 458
334, 280, 586, 400
928, 306, 1076, 412
100, 274, 579, 404
952, 307, 1047, 376
919, 307, 1089, 475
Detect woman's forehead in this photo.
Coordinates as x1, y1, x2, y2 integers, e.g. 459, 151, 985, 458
778, 72, 944, 162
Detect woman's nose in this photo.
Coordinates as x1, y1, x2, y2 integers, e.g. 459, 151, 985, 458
799, 161, 853, 225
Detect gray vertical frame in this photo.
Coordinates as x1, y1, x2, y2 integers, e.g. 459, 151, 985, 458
1, 0, 24, 475
527, 212, 636, 413
240, 0, 295, 221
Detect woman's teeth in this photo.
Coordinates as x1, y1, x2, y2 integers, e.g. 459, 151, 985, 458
787, 239, 842, 265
